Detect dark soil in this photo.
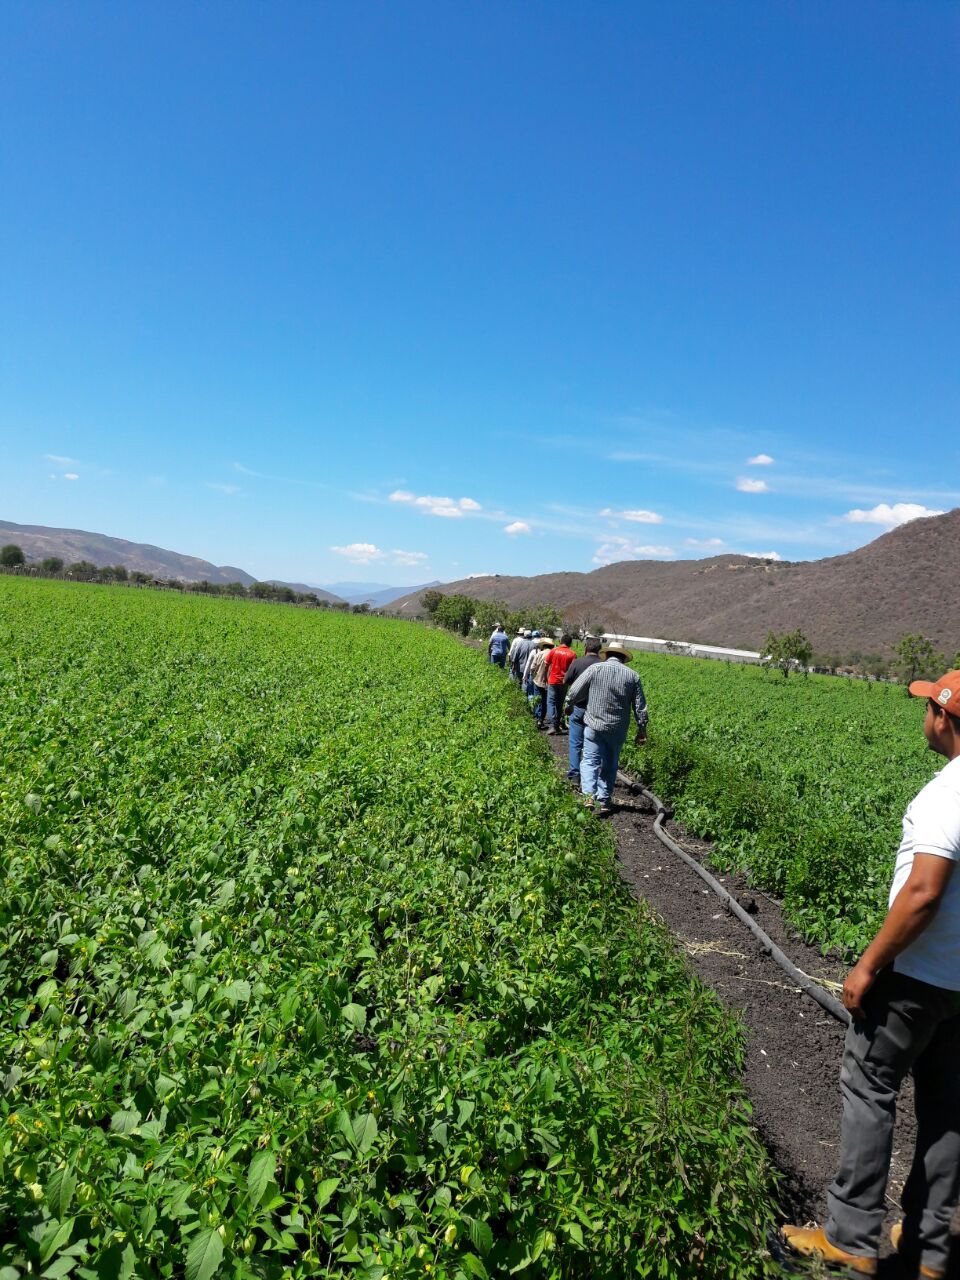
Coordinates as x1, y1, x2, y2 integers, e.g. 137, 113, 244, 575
538, 727, 960, 1276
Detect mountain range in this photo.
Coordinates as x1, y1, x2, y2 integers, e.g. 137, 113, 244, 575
0, 520, 346, 601
6, 512, 959, 658
388, 508, 960, 659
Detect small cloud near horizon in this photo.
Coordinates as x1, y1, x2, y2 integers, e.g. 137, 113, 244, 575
737, 477, 770, 493
842, 502, 945, 529
504, 521, 531, 535
747, 454, 774, 466
389, 490, 481, 518
600, 507, 663, 524
685, 537, 725, 548
63, 473, 80, 481
331, 542, 429, 567
593, 536, 674, 565
205, 482, 241, 495
392, 549, 429, 566
44, 453, 79, 466
744, 550, 783, 561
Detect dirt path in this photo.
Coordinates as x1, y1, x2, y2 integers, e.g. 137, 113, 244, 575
538, 728, 936, 1274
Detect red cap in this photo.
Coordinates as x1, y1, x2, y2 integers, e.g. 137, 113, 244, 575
909, 670, 960, 715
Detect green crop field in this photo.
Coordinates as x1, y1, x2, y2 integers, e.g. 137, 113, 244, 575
622, 653, 938, 954
0, 578, 779, 1280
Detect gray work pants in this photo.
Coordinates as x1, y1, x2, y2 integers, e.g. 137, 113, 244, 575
825, 967, 960, 1272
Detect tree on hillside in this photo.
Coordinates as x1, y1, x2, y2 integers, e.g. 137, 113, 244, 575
0, 544, 25, 566
40, 556, 64, 573
434, 594, 474, 636
762, 628, 813, 679
471, 599, 510, 634
894, 633, 944, 691
421, 590, 444, 615
68, 561, 98, 580
563, 601, 607, 641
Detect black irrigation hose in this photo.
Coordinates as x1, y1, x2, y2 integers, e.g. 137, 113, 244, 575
616, 771, 851, 1028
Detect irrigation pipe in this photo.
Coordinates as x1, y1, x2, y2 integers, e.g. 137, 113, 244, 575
616, 771, 851, 1028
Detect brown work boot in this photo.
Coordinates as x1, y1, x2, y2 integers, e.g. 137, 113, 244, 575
890, 1221, 946, 1279
781, 1224, 877, 1274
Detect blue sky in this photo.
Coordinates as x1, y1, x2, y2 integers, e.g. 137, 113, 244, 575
1, 2, 957, 585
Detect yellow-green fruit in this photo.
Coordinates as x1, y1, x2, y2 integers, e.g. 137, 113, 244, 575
443, 1224, 457, 1246
27, 1182, 44, 1202
243, 1234, 256, 1255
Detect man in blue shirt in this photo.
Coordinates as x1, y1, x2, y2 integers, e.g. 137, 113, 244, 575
488, 624, 509, 668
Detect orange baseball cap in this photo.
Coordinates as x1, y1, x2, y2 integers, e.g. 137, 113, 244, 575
909, 670, 960, 715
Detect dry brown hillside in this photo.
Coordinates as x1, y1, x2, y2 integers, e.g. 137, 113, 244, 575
390, 508, 960, 657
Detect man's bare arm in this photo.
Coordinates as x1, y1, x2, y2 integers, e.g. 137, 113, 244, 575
842, 853, 955, 1019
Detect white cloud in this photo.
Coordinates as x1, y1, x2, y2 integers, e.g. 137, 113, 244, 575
205, 482, 240, 495
744, 550, 783, 561
45, 453, 78, 466
232, 461, 262, 477
685, 537, 726, 548
747, 453, 774, 466
842, 502, 945, 529
389, 490, 482, 518
593, 536, 675, 565
736, 477, 770, 493
63, 472, 80, 482
504, 521, 531, 535
330, 542, 387, 564
600, 507, 663, 524
391, 549, 428, 566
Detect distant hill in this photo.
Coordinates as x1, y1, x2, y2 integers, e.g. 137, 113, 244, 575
0, 520, 343, 601
389, 509, 960, 657
321, 579, 443, 607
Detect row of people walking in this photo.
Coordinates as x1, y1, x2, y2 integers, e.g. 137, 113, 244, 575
488, 624, 647, 816
496, 618, 960, 1278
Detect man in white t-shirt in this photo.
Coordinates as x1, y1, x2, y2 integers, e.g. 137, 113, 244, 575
783, 670, 960, 1278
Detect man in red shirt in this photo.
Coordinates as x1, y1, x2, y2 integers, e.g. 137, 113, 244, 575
544, 634, 577, 734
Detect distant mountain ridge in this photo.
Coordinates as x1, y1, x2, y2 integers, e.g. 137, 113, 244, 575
0, 520, 343, 601
328, 579, 443, 608
389, 509, 960, 657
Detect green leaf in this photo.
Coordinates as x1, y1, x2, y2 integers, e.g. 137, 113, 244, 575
221, 979, 250, 1003
460, 1256, 489, 1280
341, 1002, 367, 1031
185, 1227, 224, 1280
46, 1167, 76, 1218
315, 1177, 340, 1211
353, 1111, 378, 1154
110, 1108, 141, 1134
562, 1221, 584, 1247
39, 1217, 75, 1265
466, 1217, 493, 1257
247, 1150, 275, 1208
41, 1258, 77, 1279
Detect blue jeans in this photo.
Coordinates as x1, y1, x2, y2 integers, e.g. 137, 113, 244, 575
567, 706, 585, 779
580, 725, 625, 803
490, 652, 506, 668
547, 684, 565, 730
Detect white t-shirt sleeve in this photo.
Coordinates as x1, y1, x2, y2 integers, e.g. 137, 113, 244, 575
909, 780, 960, 861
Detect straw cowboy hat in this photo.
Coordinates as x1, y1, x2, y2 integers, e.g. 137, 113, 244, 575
601, 642, 633, 662
536, 637, 556, 649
